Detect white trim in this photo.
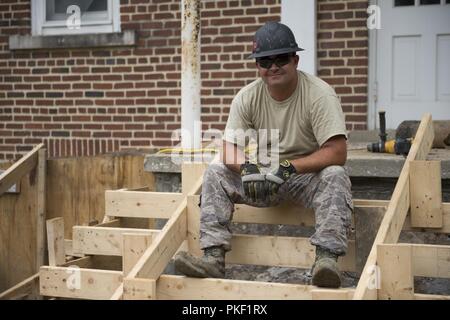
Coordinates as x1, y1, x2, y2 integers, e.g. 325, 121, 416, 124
31, 0, 120, 36
368, 0, 379, 130
281, 0, 317, 75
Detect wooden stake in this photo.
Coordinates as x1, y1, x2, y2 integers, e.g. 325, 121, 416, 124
46, 217, 65, 266
410, 160, 443, 228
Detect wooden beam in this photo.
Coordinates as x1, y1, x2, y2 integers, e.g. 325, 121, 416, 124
39, 266, 122, 300
110, 284, 123, 300
311, 288, 354, 300
414, 293, 450, 300
0, 273, 40, 300
72, 226, 157, 256
155, 275, 331, 300
187, 195, 202, 256
411, 243, 450, 279
189, 195, 450, 233
0, 143, 43, 196
409, 161, 443, 228
64, 239, 84, 258
105, 190, 184, 218
123, 278, 156, 300
46, 217, 65, 266
182, 162, 208, 195
128, 198, 188, 279
403, 202, 450, 233
378, 244, 414, 300
122, 233, 153, 275
354, 114, 434, 300
36, 148, 46, 272
226, 234, 356, 272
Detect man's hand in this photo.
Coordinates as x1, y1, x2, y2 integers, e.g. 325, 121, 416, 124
240, 162, 267, 203
265, 160, 297, 200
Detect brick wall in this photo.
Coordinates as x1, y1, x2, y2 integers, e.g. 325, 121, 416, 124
0, 0, 370, 160
317, 0, 369, 130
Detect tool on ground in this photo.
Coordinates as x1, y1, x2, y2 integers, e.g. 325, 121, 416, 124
367, 111, 413, 156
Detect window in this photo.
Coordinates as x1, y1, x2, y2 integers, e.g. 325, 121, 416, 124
394, 0, 415, 6
32, 0, 120, 36
395, 0, 449, 6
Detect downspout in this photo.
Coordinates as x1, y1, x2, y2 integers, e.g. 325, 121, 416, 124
181, 0, 201, 149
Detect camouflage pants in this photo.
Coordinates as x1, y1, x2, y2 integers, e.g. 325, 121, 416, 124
199, 163, 353, 256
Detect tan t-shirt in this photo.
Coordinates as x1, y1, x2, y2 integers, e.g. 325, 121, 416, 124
223, 71, 347, 161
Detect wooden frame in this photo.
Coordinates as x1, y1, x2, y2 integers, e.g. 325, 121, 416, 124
0, 144, 46, 298
19, 114, 449, 300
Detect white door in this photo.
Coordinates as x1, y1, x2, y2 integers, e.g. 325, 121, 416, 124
375, 0, 450, 129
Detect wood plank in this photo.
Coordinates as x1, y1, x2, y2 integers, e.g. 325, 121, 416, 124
378, 244, 414, 300
64, 239, 85, 258
311, 288, 354, 300
36, 149, 46, 273
39, 266, 122, 300
0, 162, 38, 291
46, 154, 155, 238
190, 195, 450, 233
156, 275, 317, 300
182, 163, 208, 195
46, 217, 65, 266
187, 195, 202, 256
110, 284, 123, 300
409, 161, 443, 228
105, 191, 184, 218
0, 143, 42, 196
122, 233, 153, 275
353, 114, 434, 300
123, 278, 156, 300
72, 226, 157, 256
0, 273, 40, 300
128, 198, 188, 279
411, 244, 450, 278
403, 202, 450, 233
227, 234, 356, 272
414, 293, 450, 300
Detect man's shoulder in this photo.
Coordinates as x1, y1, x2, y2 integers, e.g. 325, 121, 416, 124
235, 77, 264, 100
298, 71, 337, 99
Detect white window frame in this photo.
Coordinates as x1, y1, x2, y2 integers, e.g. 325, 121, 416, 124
31, 0, 121, 36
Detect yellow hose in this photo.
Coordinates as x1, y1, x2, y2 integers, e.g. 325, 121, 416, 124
157, 148, 218, 154
156, 145, 258, 155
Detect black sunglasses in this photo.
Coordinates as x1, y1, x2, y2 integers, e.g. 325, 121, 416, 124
256, 54, 294, 69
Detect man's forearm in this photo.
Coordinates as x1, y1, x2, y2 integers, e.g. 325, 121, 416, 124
290, 145, 346, 174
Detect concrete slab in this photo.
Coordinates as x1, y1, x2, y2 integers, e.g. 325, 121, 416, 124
144, 147, 450, 179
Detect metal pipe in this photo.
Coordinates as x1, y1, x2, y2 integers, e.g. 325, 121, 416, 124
181, 0, 201, 149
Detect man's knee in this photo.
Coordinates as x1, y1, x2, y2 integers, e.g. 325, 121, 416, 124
319, 165, 347, 181
205, 162, 230, 178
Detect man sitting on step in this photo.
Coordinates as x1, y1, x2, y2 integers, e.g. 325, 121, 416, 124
174, 21, 353, 288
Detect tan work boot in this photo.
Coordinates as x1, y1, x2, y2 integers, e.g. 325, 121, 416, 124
311, 246, 341, 288
174, 246, 225, 278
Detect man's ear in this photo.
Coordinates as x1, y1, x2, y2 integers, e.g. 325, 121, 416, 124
293, 55, 299, 68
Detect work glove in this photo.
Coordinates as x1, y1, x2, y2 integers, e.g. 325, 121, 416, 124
265, 160, 297, 200
240, 162, 268, 204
